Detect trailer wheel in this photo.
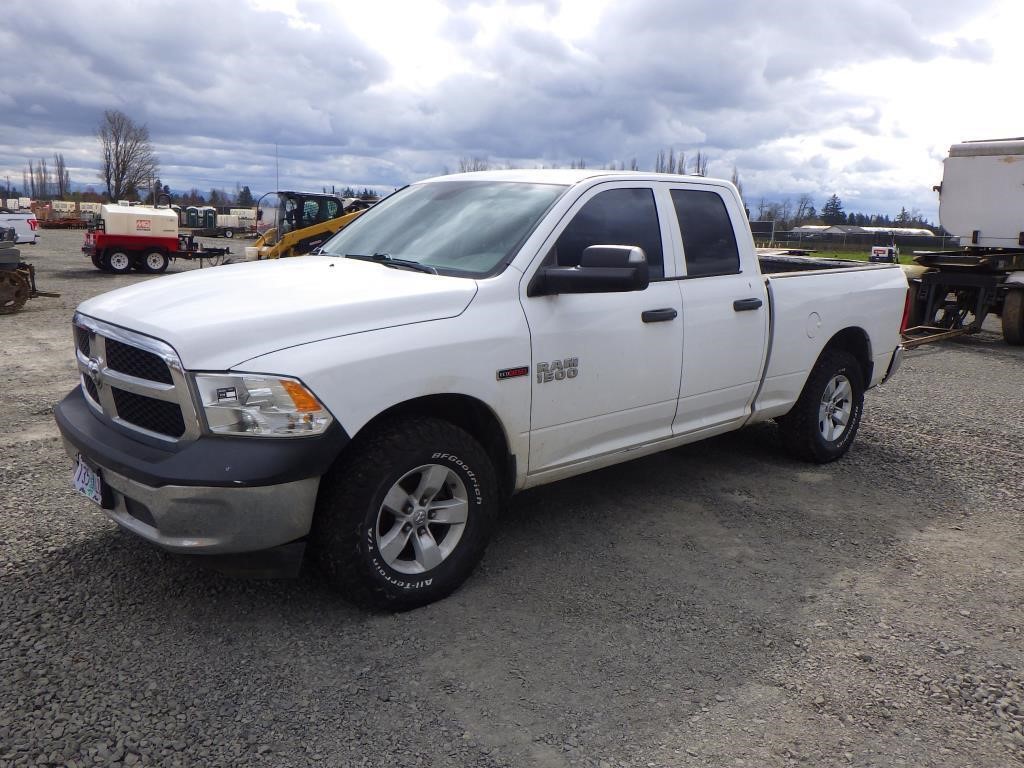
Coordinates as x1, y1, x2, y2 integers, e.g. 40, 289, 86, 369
776, 349, 864, 464
90, 253, 105, 271
140, 250, 170, 274
905, 280, 928, 328
102, 250, 133, 275
313, 417, 498, 610
1003, 289, 1024, 346
223, 229, 233, 238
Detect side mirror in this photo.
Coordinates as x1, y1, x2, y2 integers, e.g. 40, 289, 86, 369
529, 245, 650, 296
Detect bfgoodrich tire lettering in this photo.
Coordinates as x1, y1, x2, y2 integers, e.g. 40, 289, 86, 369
776, 349, 864, 463
313, 417, 498, 610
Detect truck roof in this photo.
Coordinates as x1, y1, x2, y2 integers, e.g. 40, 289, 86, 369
950, 138, 1024, 157
419, 168, 730, 187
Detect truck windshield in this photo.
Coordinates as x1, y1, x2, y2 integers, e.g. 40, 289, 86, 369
319, 180, 567, 277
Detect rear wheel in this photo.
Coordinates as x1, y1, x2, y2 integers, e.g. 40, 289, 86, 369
776, 349, 864, 463
223, 229, 233, 238
140, 250, 169, 274
313, 417, 499, 610
1002, 289, 1024, 346
103, 250, 133, 275
90, 253, 104, 270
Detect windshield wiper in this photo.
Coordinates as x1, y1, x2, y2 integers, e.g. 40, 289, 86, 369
345, 252, 437, 274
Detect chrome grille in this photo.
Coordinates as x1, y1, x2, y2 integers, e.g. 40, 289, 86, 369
106, 338, 174, 384
82, 374, 99, 404
112, 388, 186, 437
73, 313, 199, 443
74, 325, 91, 355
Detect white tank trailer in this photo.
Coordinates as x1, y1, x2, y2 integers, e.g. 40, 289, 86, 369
902, 138, 1024, 346
938, 138, 1024, 248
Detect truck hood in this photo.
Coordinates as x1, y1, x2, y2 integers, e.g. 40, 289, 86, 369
78, 256, 478, 369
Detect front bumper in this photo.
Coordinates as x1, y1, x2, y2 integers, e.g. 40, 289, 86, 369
55, 386, 348, 554
62, 440, 319, 553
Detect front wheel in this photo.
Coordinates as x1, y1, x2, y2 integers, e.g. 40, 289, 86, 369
102, 250, 133, 274
313, 417, 498, 610
776, 350, 864, 463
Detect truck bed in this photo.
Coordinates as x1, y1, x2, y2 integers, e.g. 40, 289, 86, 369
757, 249, 885, 274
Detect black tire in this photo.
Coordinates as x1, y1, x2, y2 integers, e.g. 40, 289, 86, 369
223, 229, 233, 238
90, 253, 104, 271
102, 250, 133, 274
140, 250, 170, 274
312, 417, 499, 610
905, 280, 926, 328
1002, 289, 1024, 346
776, 349, 864, 464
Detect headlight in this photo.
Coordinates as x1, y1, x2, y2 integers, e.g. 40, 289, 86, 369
192, 373, 333, 437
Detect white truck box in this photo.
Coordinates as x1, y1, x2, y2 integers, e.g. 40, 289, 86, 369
939, 139, 1024, 248
100, 204, 178, 237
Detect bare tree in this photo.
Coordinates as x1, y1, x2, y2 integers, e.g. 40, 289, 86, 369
779, 197, 793, 228
25, 158, 52, 199
35, 158, 49, 199
691, 151, 709, 176
730, 166, 743, 199
97, 110, 159, 201
457, 157, 490, 173
794, 193, 815, 225
654, 148, 686, 174
54, 153, 71, 198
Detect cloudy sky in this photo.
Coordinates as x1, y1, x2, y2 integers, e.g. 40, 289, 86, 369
0, 0, 1018, 221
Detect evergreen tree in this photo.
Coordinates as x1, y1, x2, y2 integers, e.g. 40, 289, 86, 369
822, 194, 845, 224
237, 185, 254, 207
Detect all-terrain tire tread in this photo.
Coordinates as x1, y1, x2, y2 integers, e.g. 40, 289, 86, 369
312, 417, 496, 611
776, 349, 864, 464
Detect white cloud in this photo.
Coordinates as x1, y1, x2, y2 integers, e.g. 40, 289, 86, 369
0, 0, 1018, 221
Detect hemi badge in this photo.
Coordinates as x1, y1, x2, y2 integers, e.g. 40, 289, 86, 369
497, 366, 529, 381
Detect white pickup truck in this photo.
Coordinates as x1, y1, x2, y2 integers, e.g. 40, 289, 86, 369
0, 209, 39, 245
55, 170, 907, 609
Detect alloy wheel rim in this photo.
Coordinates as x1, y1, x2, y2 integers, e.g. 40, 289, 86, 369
818, 374, 853, 442
374, 463, 469, 574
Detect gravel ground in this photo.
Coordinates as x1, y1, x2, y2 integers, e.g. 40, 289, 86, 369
1, 230, 1023, 767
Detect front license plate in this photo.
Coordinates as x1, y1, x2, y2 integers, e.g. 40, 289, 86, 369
72, 454, 104, 507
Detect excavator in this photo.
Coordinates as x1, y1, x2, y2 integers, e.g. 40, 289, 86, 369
246, 191, 371, 260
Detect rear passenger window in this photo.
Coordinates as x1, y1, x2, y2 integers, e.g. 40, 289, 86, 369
671, 190, 740, 277
553, 188, 664, 279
